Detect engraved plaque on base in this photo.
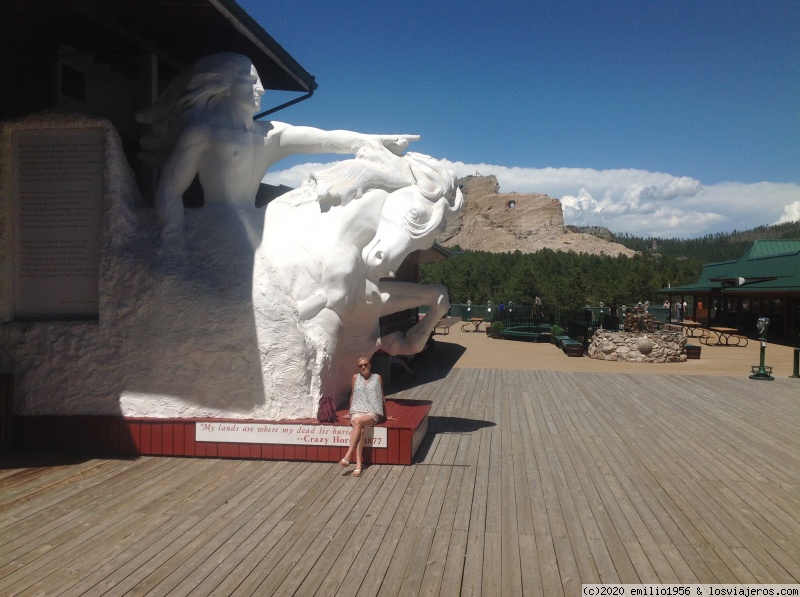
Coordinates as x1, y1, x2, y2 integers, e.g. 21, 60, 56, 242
12, 128, 104, 319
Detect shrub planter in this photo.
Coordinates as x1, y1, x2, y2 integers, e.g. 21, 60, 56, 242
489, 322, 505, 338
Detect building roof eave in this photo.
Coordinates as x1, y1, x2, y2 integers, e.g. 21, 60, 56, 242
1, 0, 317, 94
418, 243, 453, 264
659, 284, 719, 294
210, 0, 317, 93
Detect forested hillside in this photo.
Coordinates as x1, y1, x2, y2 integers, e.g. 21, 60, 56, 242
613, 221, 800, 262
422, 222, 800, 311
420, 250, 701, 311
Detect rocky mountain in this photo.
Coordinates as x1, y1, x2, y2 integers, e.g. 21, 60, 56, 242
440, 175, 637, 257
565, 225, 616, 241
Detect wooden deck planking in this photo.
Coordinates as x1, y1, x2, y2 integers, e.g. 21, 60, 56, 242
398, 433, 461, 596
567, 375, 686, 583
540, 371, 645, 584
601, 373, 799, 581
114, 465, 319, 595
106, 462, 317, 596
531, 371, 626, 585
439, 412, 482, 597
0, 457, 170, 536
636, 382, 800, 581
387, 433, 457, 596
507, 374, 545, 595
514, 376, 557, 594
481, 369, 504, 597
573, 372, 796, 582
572, 372, 754, 581
332, 465, 408, 597
219, 463, 351, 596
1, 368, 799, 595
0, 459, 188, 593
354, 465, 428, 597
273, 466, 392, 596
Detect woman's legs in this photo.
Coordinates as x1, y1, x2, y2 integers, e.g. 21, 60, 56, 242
343, 414, 377, 472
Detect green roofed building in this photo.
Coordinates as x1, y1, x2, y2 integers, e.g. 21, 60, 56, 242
661, 240, 800, 343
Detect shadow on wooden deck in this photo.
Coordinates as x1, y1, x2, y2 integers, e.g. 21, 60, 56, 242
385, 339, 467, 395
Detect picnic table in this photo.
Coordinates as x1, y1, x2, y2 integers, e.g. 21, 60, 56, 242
461, 317, 485, 332
680, 321, 704, 337
701, 326, 749, 347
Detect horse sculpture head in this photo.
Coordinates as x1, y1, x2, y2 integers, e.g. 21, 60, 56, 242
362, 152, 463, 279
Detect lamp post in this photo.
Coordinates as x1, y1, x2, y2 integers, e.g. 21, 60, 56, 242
749, 317, 774, 381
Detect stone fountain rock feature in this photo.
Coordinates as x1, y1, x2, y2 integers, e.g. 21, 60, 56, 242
588, 313, 687, 363
624, 312, 655, 333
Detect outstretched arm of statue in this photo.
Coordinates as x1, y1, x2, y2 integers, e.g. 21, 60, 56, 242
155, 128, 208, 240
270, 122, 419, 160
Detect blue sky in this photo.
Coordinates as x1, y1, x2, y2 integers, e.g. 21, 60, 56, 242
238, 0, 799, 238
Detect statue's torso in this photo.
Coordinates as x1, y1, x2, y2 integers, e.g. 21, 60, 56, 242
195, 125, 278, 207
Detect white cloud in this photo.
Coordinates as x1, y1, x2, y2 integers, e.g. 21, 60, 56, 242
264, 160, 800, 238
775, 200, 800, 225
262, 162, 333, 187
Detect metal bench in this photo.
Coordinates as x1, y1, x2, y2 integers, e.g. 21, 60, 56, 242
555, 336, 572, 349
559, 338, 584, 357
499, 329, 541, 342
